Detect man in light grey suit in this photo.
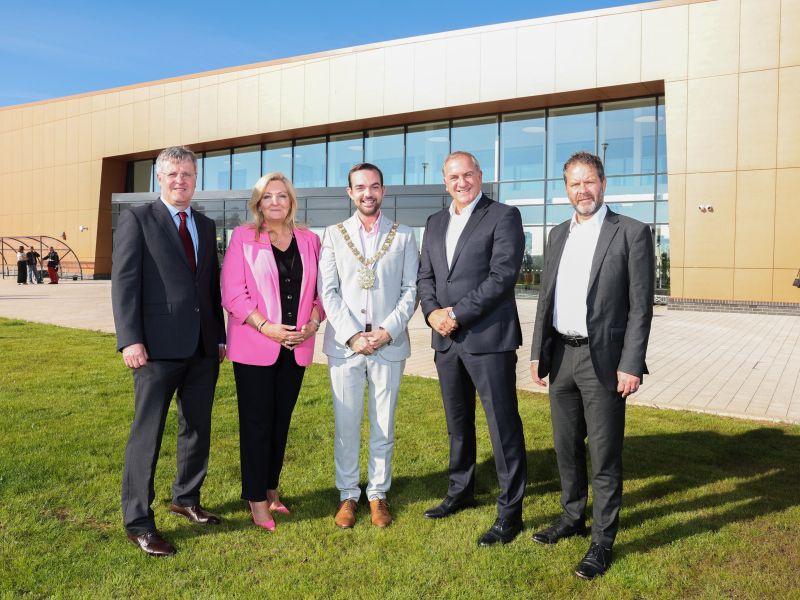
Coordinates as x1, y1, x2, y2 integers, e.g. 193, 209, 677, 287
530, 151, 654, 579
318, 163, 419, 529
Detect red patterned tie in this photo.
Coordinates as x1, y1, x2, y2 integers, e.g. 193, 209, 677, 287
177, 212, 197, 273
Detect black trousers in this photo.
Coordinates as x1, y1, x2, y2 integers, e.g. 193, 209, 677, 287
548, 338, 626, 547
233, 350, 305, 501
122, 348, 219, 535
434, 344, 527, 520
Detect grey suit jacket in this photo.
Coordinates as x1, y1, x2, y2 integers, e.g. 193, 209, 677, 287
530, 208, 654, 391
112, 199, 225, 359
417, 194, 524, 353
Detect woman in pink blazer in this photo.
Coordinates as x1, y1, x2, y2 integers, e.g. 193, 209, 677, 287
221, 172, 324, 531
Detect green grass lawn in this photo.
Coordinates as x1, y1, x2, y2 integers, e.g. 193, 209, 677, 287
1, 317, 798, 599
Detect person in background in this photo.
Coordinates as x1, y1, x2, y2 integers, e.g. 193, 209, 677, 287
26, 246, 40, 284
16, 246, 27, 285
45, 247, 60, 284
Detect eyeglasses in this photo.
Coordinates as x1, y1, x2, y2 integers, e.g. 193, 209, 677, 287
160, 171, 196, 181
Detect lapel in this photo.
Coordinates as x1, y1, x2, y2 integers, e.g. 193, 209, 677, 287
152, 199, 194, 275
587, 208, 620, 293
254, 228, 280, 296
294, 228, 310, 309
544, 222, 569, 303
449, 194, 491, 275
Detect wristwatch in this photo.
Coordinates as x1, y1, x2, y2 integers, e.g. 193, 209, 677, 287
448, 309, 457, 321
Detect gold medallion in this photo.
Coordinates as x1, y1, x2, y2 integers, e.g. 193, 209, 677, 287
358, 266, 376, 289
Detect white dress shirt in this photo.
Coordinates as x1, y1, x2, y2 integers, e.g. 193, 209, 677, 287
357, 211, 382, 327
445, 192, 482, 268
553, 204, 608, 337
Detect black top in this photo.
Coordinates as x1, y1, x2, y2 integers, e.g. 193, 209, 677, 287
272, 237, 302, 327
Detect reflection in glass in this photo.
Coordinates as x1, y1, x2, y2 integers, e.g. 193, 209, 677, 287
518, 226, 544, 294
657, 97, 667, 173
451, 116, 498, 182
232, 145, 261, 190
656, 201, 668, 223
204, 149, 231, 191
500, 111, 545, 181
515, 204, 545, 225
656, 173, 668, 201
365, 128, 404, 185
499, 180, 545, 205
655, 224, 670, 293
605, 202, 654, 222
294, 138, 327, 188
546, 204, 575, 224
546, 179, 570, 205
406, 122, 449, 184
131, 160, 153, 193
263, 142, 293, 178
225, 200, 247, 229
600, 98, 656, 176
547, 105, 596, 179
604, 175, 656, 203
196, 157, 203, 191
328, 133, 364, 187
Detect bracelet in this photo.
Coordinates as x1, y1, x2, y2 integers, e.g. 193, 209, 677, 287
310, 319, 321, 328
257, 319, 268, 332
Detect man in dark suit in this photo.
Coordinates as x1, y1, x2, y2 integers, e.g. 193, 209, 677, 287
112, 146, 226, 557
530, 151, 654, 579
417, 151, 527, 547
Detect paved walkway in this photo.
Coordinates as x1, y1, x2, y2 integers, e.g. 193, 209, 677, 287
1, 277, 798, 424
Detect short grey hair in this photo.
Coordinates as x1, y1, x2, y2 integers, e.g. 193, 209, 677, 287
443, 150, 481, 174
155, 146, 197, 174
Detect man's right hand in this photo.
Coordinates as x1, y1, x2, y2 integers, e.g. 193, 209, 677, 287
122, 343, 149, 369
530, 360, 547, 387
428, 307, 458, 337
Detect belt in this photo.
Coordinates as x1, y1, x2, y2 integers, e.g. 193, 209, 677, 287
560, 334, 589, 347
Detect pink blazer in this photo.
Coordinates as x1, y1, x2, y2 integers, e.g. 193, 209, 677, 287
221, 225, 324, 366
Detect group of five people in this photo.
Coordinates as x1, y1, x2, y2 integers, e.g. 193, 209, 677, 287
112, 145, 653, 581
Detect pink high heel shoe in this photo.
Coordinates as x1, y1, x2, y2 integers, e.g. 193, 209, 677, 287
267, 491, 290, 515
249, 501, 276, 532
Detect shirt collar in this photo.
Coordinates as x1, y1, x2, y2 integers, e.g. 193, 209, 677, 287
448, 192, 482, 217
568, 203, 607, 233
357, 211, 382, 236
160, 197, 192, 220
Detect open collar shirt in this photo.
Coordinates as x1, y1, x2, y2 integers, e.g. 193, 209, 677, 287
445, 192, 482, 269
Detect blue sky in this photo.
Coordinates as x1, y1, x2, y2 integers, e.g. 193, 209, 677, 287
0, 0, 644, 107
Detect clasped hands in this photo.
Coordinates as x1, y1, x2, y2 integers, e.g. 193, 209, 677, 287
428, 307, 459, 337
347, 328, 392, 355
262, 321, 318, 350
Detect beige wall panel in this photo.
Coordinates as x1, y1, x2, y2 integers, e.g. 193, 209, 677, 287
733, 269, 774, 301
597, 11, 641, 88
51, 165, 65, 220
667, 173, 686, 267
683, 267, 734, 299
258, 69, 282, 133
329, 55, 357, 124
198, 75, 218, 89
304, 60, 330, 126
65, 117, 79, 166
164, 81, 181, 97
554, 18, 596, 92
180, 89, 199, 145
445, 34, 481, 107
686, 75, 738, 173
780, 0, 800, 67
236, 76, 259, 137
197, 86, 219, 143
105, 92, 119, 109
688, 0, 739, 78
78, 113, 91, 162
735, 170, 775, 268
52, 101, 66, 122
118, 89, 135, 106
132, 102, 150, 153
91, 94, 106, 113
517, 23, 556, 97
773, 269, 800, 301
217, 71, 237, 84
19, 170, 33, 214
30, 105, 44, 126
91, 111, 104, 159
148, 96, 165, 151
777, 66, 800, 168
65, 99, 79, 119
89, 160, 102, 207
20, 107, 32, 128
7, 129, 22, 173
217, 80, 238, 141
181, 79, 199, 93
356, 49, 385, 118
480, 29, 517, 102
117, 103, 134, 155
77, 162, 91, 215
20, 127, 32, 169
148, 84, 165, 100
103, 106, 119, 157
413, 40, 447, 111
79, 97, 92, 115
739, 0, 780, 71
32, 123, 48, 168
774, 168, 800, 268
52, 119, 67, 166
737, 70, 778, 170
384, 45, 414, 116
684, 171, 736, 268
280, 65, 305, 131
162, 94, 180, 147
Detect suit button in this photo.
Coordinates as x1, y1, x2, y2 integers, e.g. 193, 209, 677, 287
447, 280, 451, 284
287, 312, 293, 318
286, 294, 293, 300
360, 309, 366, 314
194, 307, 199, 312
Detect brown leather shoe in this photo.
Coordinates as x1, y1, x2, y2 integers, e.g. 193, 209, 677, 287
169, 504, 221, 525
334, 499, 358, 529
369, 498, 392, 528
127, 531, 176, 557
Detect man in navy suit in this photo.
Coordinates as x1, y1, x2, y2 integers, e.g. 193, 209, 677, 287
112, 146, 226, 557
417, 151, 527, 546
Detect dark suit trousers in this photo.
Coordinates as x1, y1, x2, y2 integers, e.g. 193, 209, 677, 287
233, 350, 305, 501
434, 344, 527, 519
548, 338, 626, 547
121, 350, 219, 535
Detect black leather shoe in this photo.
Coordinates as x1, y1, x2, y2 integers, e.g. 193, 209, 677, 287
477, 517, 523, 547
423, 496, 475, 519
532, 518, 587, 544
169, 504, 222, 525
127, 531, 176, 557
574, 543, 612, 580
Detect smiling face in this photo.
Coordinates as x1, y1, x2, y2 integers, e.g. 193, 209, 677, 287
258, 179, 291, 224
564, 160, 607, 222
347, 167, 385, 219
156, 159, 197, 210
443, 154, 483, 211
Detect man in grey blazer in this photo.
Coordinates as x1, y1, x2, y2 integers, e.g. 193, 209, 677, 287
417, 151, 527, 547
319, 163, 419, 529
112, 146, 226, 557
530, 151, 654, 579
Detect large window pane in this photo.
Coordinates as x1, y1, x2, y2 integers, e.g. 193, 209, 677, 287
204, 149, 231, 191
294, 138, 326, 188
547, 105, 596, 179
499, 180, 545, 205
195, 156, 203, 191
518, 226, 545, 294
656, 201, 669, 223
130, 160, 153, 193
657, 97, 667, 173
604, 175, 656, 203
225, 200, 247, 229
655, 224, 670, 294
599, 98, 656, 176
605, 201, 654, 222
546, 179, 570, 205
263, 141, 293, 178
232, 145, 261, 190
546, 204, 575, 224
500, 111, 545, 181
328, 133, 363, 187
365, 127, 404, 185
657, 173, 668, 201
406, 122, 449, 185
451, 116, 498, 182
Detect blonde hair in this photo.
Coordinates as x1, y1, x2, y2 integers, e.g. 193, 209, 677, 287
248, 172, 299, 239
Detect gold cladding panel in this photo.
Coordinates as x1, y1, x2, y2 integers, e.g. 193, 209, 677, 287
683, 268, 734, 300
686, 75, 738, 173
740, 0, 780, 71
773, 269, 800, 301
737, 70, 779, 170
667, 173, 686, 268
596, 11, 641, 88
733, 269, 774, 301
516, 23, 556, 97
664, 80, 687, 174
777, 66, 800, 168
688, 0, 739, 78
480, 30, 517, 102
735, 170, 775, 268
774, 168, 800, 268
555, 19, 596, 92
217, 80, 238, 140
684, 171, 736, 269
780, 0, 800, 67
180, 89, 200, 144
117, 103, 134, 155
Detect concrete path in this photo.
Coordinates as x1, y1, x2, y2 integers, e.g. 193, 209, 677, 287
1, 277, 798, 424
